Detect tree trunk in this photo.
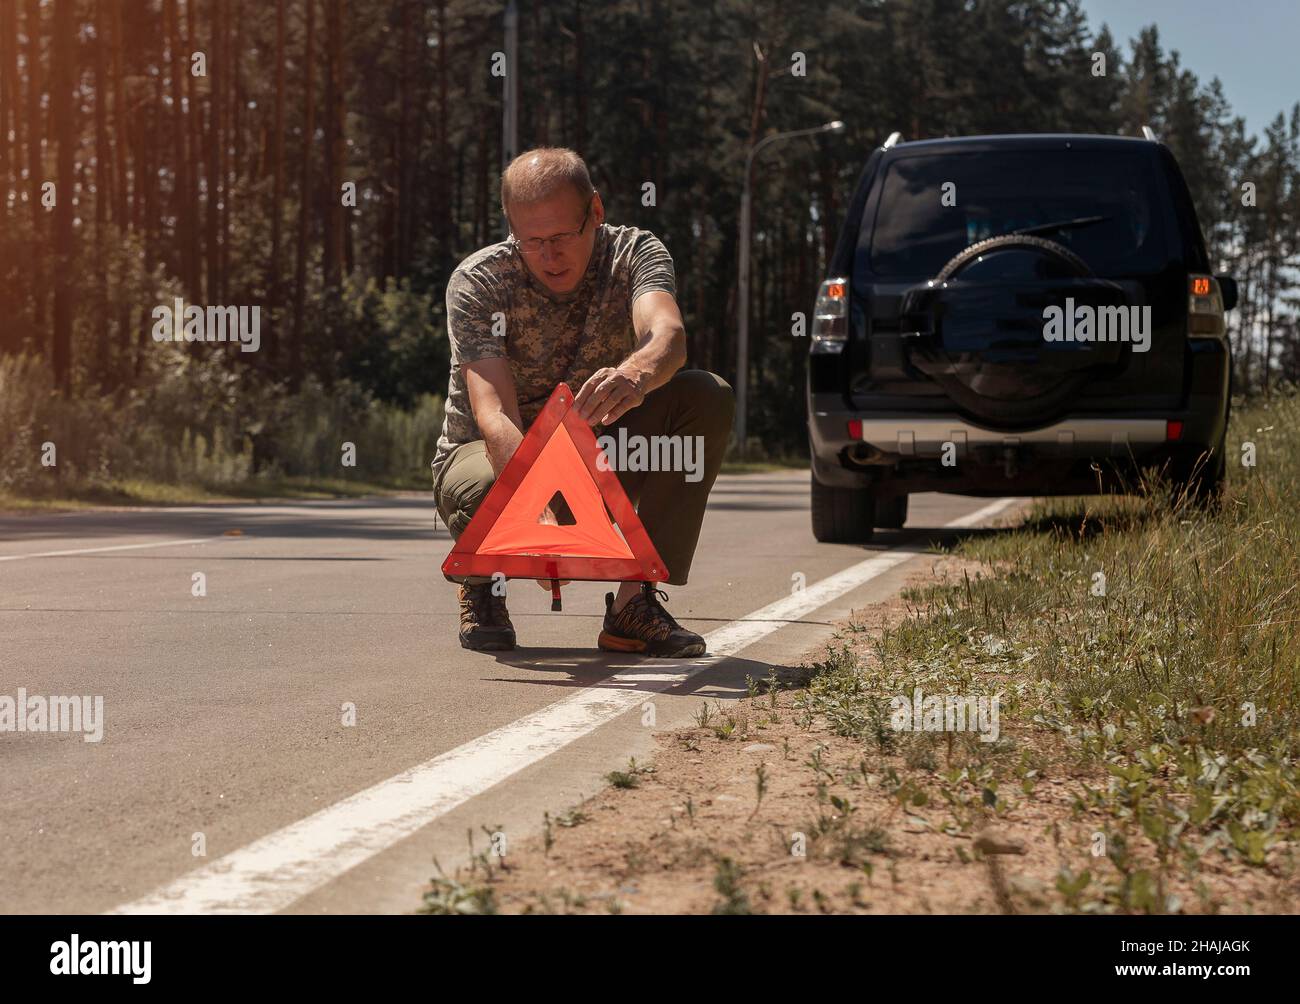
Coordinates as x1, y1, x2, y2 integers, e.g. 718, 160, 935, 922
94, 0, 111, 383
574, 0, 585, 155
268, 0, 285, 359
434, 0, 450, 272
474, 116, 488, 247
24, 0, 45, 332
223, 0, 240, 303
109, 0, 127, 227
381, 131, 395, 279
0, 1, 22, 353
111, 0, 130, 368
51, 0, 75, 391
183, 0, 202, 299
144, 41, 164, 278
205, 0, 222, 303
1263, 251, 1276, 394
322, 0, 345, 288
1239, 251, 1256, 392
736, 42, 771, 395
530, 0, 546, 145
395, 0, 415, 277
291, 0, 317, 381
166, 0, 195, 294
136, 61, 161, 380
818, 146, 835, 269
0, 0, 17, 200
746, 42, 769, 149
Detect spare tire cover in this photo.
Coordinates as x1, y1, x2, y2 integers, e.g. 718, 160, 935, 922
899, 235, 1133, 427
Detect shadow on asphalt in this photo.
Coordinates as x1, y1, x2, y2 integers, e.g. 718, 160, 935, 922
472, 518, 1024, 693
703, 501, 806, 512
711, 485, 805, 493
482, 646, 771, 702
851, 522, 1019, 552
1, 484, 819, 538
0, 496, 441, 545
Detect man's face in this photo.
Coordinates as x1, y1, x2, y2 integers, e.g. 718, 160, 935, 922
507, 188, 605, 295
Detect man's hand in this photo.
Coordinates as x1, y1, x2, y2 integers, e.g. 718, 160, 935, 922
575, 290, 687, 426
575, 366, 646, 425
535, 505, 571, 589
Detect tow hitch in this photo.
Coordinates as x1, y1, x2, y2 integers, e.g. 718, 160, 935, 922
1002, 445, 1020, 479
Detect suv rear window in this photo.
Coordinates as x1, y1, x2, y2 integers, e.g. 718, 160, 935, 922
865, 148, 1175, 277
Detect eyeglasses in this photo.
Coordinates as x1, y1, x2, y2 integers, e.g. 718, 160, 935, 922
509, 196, 594, 256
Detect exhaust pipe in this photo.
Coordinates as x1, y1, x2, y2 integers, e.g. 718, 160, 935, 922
845, 442, 886, 466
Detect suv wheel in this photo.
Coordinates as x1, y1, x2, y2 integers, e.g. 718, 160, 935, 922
934, 233, 1091, 281
1173, 437, 1227, 506
1173, 395, 1230, 506
1193, 446, 1227, 503
875, 493, 909, 529
810, 478, 876, 543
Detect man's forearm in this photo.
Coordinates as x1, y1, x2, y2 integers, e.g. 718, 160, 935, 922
621, 323, 687, 396
479, 408, 525, 478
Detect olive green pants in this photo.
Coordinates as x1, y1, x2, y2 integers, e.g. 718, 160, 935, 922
434, 369, 734, 586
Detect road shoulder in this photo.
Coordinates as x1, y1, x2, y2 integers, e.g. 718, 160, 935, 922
420, 551, 1294, 915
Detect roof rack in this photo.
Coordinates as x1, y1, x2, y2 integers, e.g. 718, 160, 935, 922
1141, 125, 1159, 142
882, 131, 903, 149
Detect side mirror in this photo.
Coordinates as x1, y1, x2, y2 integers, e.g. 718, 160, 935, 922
1216, 274, 1238, 311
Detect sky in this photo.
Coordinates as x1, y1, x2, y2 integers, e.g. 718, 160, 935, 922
1079, 0, 1300, 140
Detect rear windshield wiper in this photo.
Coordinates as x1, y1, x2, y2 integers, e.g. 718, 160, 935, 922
1008, 215, 1111, 238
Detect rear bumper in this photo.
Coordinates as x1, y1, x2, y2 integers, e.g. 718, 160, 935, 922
809, 336, 1231, 494
809, 405, 1227, 494
856, 415, 1168, 454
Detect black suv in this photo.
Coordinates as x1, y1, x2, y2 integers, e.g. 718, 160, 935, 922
807, 130, 1237, 541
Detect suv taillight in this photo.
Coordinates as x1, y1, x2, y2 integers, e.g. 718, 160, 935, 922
811, 277, 849, 351
1188, 274, 1226, 337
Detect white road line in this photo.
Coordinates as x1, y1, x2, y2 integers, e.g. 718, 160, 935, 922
109, 497, 1020, 915
942, 499, 1024, 529
0, 537, 218, 562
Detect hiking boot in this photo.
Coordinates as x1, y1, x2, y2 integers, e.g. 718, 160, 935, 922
458, 582, 516, 651
598, 584, 706, 658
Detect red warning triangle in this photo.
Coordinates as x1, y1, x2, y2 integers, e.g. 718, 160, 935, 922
442, 383, 669, 584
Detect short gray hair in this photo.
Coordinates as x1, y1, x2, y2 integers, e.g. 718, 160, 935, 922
500, 147, 594, 217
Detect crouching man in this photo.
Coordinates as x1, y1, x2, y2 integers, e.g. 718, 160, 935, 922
432, 147, 734, 656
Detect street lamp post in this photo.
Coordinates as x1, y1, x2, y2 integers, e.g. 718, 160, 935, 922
735, 119, 845, 456
501, 0, 519, 237
502, 1, 519, 169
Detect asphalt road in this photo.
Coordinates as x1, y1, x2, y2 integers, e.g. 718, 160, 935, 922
0, 474, 1017, 914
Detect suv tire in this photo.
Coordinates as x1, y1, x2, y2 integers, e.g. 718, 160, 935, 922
1191, 444, 1227, 503
875, 493, 909, 529
935, 233, 1092, 281
811, 478, 876, 543
910, 234, 1103, 425
1173, 393, 1230, 506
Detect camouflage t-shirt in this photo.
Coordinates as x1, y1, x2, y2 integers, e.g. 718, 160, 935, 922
431, 223, 677, 481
